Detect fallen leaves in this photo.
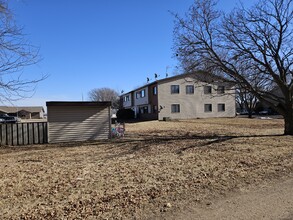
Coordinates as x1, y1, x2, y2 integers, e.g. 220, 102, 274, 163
0, 118, 292, 219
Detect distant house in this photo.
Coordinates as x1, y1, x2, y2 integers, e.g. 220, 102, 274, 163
121, 72, 236, 120
0, 106, 45, 119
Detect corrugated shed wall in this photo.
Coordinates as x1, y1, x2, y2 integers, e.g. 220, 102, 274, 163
47, 105, 110, 143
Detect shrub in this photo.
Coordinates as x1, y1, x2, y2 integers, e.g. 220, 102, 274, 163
117, 109, 135, 120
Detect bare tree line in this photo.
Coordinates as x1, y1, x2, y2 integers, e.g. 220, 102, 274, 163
88, 88, 119, 108
173, 0, 293, 134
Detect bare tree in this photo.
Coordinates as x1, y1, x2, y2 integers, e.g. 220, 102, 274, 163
236, 73, 266, 118
88, 88, 119, 108
236, 88, 258, 118
0, 1, 46, 103
173, 0, 293, 135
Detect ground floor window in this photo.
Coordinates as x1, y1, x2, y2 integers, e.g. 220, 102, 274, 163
218, 103, 225, 112
139, 106, 148, 114
204, 104, 212, 112
153, 105, 158, 113
171, 104, 180, 113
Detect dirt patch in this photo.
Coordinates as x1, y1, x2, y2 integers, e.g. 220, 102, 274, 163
0, 118, 292, 219
168, 176, 293, 220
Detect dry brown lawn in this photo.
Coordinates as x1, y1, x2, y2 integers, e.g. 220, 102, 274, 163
0, 118, 292, 219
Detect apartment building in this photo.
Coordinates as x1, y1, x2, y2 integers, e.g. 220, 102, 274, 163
121, 72, 236, 120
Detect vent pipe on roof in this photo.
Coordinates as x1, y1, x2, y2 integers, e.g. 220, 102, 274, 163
166, 66, 170, 78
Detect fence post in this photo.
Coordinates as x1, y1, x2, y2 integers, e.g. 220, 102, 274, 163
37, 123, 40, 144
44, 122, 48, 143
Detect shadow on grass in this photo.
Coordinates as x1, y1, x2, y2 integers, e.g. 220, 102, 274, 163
0, 140, 111, 154
0, 133, 284, 157
109, 133, 284, 156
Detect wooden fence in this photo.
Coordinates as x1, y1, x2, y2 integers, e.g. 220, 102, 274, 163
0, 122, 48, 146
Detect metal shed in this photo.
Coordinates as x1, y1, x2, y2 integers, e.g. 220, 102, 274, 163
46, 101, 111, 143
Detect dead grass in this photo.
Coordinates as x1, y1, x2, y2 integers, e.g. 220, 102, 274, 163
0, 118, 292, 219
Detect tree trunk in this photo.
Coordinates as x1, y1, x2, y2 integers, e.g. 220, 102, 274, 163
284, 112, 293, 135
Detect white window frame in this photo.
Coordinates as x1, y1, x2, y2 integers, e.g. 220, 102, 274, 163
153, 86, 157, 95
171, 85, 180, 94
218, 103, 225, 112
217, 86, 225, 94
141, 89, 145, 98
204, 104, 212, 112
204, 86, 212, 94
186, 85, 194, 94
171, 104, 180, 113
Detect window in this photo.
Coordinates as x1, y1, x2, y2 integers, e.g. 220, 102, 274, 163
217, 86, 225, 94
124, 95, 130, 102
139, 106, 148, 114
141, 89, 145, 98
204, 104, 212, 112
218, 103, 225, 112
136, 89, 145, 99
204, 86, 212, 94
153, 105, 158, 113
171, 104, 180, 113
171, 85, 180, 94
186, 85, 194, 94
153, 86, 157, 95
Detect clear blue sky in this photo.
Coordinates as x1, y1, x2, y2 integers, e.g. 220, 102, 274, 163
9, 0, 256, 109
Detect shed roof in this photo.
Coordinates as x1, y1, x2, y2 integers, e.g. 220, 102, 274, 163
46, 101, 111, 107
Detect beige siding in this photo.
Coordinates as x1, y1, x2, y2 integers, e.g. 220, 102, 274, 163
158, 77, 236, 120
48, 105, 110, 143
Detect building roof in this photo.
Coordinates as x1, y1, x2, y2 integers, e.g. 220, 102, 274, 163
0, 106, 44, 113
121, 71, 228, 95
46, 101, 111, 107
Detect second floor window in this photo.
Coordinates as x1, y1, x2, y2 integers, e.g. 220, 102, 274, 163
141, 89, 145, 98
217, 86, 225, 94
124, 95, 130, 102
186, 85, 194, 94
153, 86, 157, 95
171, 85, 180, 94
136, 89, 145, 99
204, 86, 212, 94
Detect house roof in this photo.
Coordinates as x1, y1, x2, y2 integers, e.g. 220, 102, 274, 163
46, 101, 111, 107
0, 106, 44, 113
121, 71, 228, 95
